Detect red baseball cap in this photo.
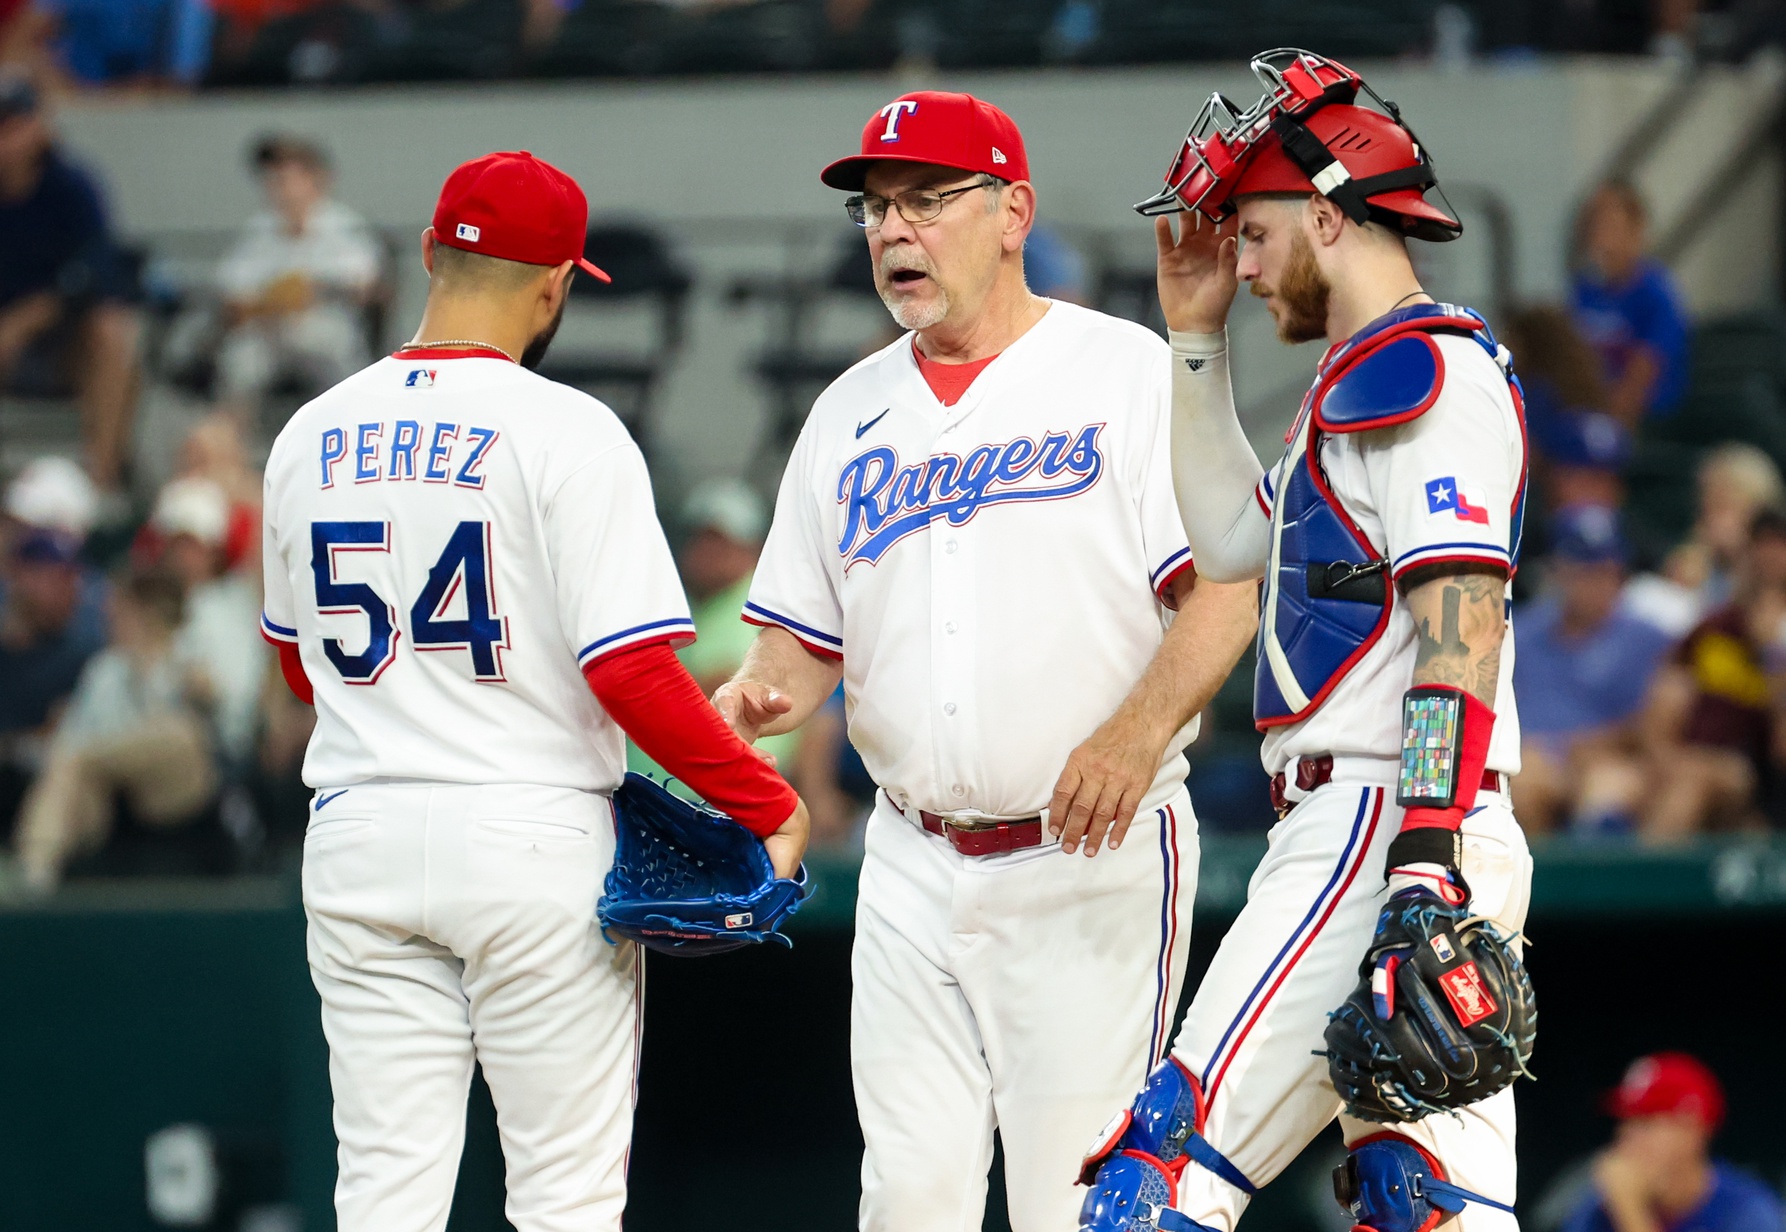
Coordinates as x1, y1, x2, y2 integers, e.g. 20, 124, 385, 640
821, 91, 1029, 191
432, 150, 610, 282
1604, 1053, 1725, 1129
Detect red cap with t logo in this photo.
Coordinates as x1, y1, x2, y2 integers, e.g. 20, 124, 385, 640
820, 92, 1029, 191
432, 151, 611, 282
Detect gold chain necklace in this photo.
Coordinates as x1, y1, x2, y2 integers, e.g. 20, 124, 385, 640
395, 339, 517, 363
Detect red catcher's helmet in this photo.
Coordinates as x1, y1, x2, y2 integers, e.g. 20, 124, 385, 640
1136, 49, 1461, 244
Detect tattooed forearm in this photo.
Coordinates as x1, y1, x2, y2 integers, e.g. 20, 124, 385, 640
1407, 571, 1505, 707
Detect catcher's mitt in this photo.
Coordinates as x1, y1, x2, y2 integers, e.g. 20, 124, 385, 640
1324, 887, 1536, 1122
597, 773, 809, 957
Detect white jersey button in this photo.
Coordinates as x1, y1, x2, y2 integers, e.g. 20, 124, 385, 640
944, 621, 958, 634
944, 540, 958, 554
943, 702, 957, 716
950, 784, 966, 797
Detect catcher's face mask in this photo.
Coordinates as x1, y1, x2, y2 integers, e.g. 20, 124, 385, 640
1135, 48, 1460, 242
1136, 49, 1362, 220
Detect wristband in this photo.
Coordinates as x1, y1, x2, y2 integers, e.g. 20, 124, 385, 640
1385, 828, 1462, 872
1168, 328, 1228, 359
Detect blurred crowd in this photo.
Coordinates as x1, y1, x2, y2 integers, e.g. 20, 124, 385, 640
1506, 179, 1786, 843
0, 0, 1769, 91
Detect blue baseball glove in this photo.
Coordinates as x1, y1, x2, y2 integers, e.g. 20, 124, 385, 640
597, 772, 809, 956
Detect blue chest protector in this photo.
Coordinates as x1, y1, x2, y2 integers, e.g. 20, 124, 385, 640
1254, 303, 1526, 729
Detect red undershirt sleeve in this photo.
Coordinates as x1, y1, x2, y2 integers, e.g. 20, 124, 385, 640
270, 637, 314, 705
583, 642, 798, 838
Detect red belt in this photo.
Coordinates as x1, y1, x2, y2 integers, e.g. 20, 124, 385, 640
1269, 755, 1505, 817
919, 811, 1044, 857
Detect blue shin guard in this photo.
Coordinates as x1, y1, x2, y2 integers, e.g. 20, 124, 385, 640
1080, 1155, 1220, 1232
1078, 1059, 1223, 1232
1334, 1135, 1516, 1232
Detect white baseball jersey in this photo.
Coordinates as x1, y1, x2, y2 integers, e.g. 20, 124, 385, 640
747, 300, 1197, 819
1256, 334, 1524, 779
260, 351, 693, 791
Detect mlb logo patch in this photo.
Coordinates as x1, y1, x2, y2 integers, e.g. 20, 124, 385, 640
455, 222, 480, 243
1425, 476, 1490, 525
724, 911, 754, 929
405, 369, 436, 388
1430, 933, 1457, 963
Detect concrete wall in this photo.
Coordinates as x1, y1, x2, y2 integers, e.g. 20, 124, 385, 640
47, 59, 1781, 484
56, 63, 1592, 285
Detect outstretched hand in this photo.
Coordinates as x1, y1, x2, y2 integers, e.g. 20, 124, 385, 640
713, 679, 793, 764
1155, 212, 1241, 335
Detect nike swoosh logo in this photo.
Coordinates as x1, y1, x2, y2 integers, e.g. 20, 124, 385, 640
314, 789, 350, 812
855, 408, 891, 439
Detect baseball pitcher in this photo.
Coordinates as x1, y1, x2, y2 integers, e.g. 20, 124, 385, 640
260, 151, 808, 1232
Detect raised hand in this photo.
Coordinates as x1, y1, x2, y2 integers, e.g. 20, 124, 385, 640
1154, 212, 1240, 335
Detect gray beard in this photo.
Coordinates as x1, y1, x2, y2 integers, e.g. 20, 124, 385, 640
883, 288, 951, 331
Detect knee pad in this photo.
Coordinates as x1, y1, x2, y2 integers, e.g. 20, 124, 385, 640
1078, 1057, 1206, 1186
1076, 1059, 1216, 1232
1333, 1134, 1512, 1232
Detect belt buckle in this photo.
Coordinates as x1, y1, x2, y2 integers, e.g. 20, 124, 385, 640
938, 810, 1003, 833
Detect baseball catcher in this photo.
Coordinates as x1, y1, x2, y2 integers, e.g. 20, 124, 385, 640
1077, 49, 1535, 1232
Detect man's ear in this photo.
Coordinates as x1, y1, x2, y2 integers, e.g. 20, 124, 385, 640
547, 259, 576, 308
1306, 195, 1348, 248
420, 227, 437, 275
1003, 181, 1037, 255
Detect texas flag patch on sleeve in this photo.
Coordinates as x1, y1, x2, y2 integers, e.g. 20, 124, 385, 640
1425, 476, 1490, 525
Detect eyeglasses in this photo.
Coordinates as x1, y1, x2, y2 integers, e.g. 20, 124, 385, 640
845, 178, 994, 229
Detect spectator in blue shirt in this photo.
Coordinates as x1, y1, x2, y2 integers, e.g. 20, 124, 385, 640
38, 0, 213, 85
1512, 506, 1674, 834
1571, 180, 1690, 424
1564, 1053, 1783, 1232
0, 75, 142, 497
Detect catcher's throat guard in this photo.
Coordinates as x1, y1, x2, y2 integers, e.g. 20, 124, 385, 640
1136, 48, 1460, 242
597, 772, 810, 957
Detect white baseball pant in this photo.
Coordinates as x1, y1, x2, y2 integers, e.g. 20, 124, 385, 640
301, 781, 641, 1232
1166, 762, 1532, 1232
852, 786, 1199, 1232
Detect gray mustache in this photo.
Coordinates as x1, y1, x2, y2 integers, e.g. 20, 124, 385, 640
880, 256, 935, 279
